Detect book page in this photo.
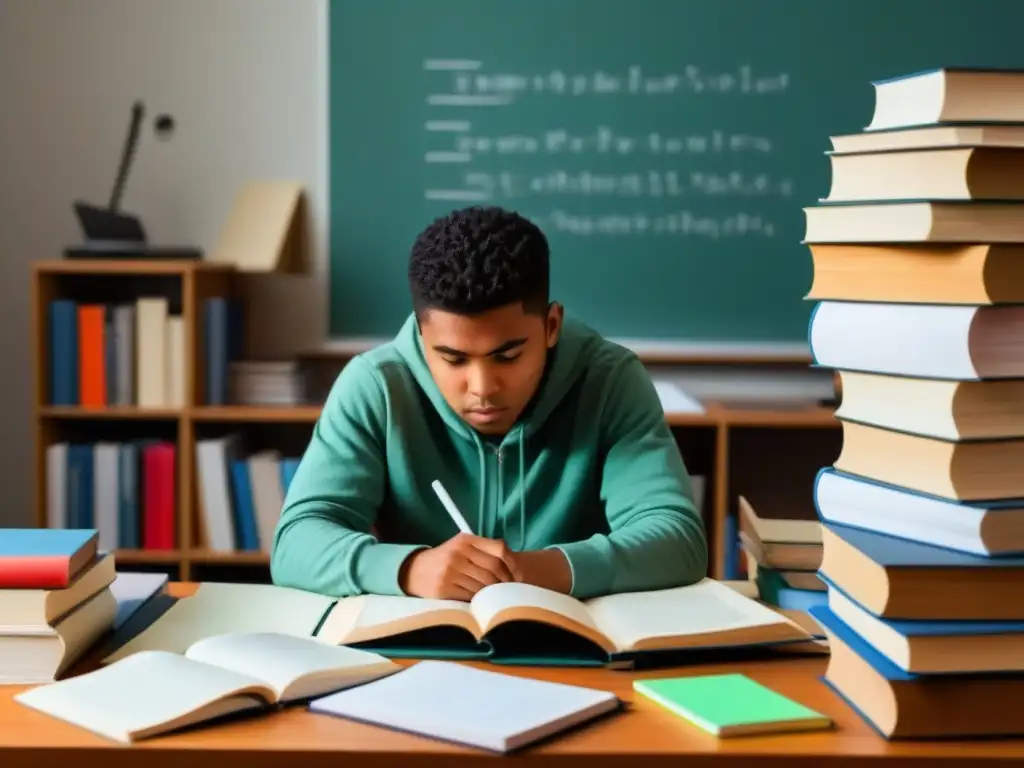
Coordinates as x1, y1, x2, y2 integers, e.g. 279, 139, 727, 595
15, 650, 270, 743
470, 583, 612, 652
103, 582, 336, 663
316, 594, 478, 645
185, 632, 399, 702
585, 579, 798, 652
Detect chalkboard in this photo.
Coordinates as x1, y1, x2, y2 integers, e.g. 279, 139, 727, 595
328, 0, 1022, 345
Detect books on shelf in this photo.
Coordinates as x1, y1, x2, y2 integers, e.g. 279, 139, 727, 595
44, 292, 268, 410
47, 297, 185, 409
229, 360, 307, 406
194, 435, 300, 552
803, 66, 1024, 739
46, 440, 176, 551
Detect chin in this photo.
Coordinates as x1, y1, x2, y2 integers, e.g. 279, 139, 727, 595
471, 420, 511, 436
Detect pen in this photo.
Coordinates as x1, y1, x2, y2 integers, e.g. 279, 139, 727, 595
431, 479, 473, 535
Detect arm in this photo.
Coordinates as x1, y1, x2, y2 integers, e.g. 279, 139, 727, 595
269, 357, 424, 597
548, 358, 708, 599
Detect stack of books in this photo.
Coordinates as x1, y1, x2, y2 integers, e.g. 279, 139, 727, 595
737, 496, 826, 625
228, 360, 307, 405
0, 529, 117, 683
802, 67, 1024, 739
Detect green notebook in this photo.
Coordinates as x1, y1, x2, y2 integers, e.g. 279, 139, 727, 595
633, 673, 832, 737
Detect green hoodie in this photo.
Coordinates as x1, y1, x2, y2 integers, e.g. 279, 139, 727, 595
270, 313, 707, 600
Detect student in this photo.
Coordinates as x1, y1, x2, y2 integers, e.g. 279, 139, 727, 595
271, 206, 707, 601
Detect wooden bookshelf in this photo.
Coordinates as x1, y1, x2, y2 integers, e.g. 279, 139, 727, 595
32, 259, 839, 582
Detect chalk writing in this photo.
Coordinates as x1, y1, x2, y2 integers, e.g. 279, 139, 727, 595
448, 128, 772, 157
455, 170, 793, 198
425, 63, 790, 101
539, 210, 776, 238
422, 59, 789, 237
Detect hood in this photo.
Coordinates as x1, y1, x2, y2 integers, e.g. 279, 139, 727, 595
392, 311, 598, 549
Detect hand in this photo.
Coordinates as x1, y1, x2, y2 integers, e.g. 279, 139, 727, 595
398, 533, 523, 601
511, 549, 573, 594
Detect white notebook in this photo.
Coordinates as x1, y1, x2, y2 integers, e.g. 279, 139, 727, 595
308, 660, 621, 753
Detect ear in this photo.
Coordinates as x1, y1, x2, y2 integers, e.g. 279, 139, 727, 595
544, 302, 563, 349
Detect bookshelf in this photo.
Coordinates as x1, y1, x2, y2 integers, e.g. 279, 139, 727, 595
32, 259, 840, 582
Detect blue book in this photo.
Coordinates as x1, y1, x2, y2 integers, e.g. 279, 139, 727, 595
204, 297, 245, 405
723, 513, 739, 580
819, 521, 1024, 622
280, 457, 301, 495
756, 567, 827, 614
228, 460, 260, 551
815, 467, 1024, 558
810, 605, 1024, 740
66, 444, 94, 529
0, 528, 98, 588
117, 442, 144, 549
204, 298, 229, 406
48, 300, 78, 405
821, 576, 1024, 676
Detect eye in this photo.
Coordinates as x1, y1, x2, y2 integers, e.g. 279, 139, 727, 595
441, 356, 466, 366
494, 353, 521, 363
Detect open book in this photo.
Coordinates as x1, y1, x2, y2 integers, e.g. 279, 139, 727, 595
316, 578, 812, 666
15, 631, 398, 743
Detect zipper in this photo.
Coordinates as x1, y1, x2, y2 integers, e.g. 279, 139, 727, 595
493, 445, 504, 539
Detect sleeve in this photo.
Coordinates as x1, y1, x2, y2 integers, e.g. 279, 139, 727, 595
269, 356, 425, 597
551, 358, 708, 599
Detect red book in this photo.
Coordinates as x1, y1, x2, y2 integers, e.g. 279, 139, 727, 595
0, 529, 98, 588
142, 443, 176, 551
77, 305, 106, 407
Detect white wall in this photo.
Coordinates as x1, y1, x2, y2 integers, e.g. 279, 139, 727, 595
0, 0, 328, 525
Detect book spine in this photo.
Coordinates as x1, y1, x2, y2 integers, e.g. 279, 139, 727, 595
0, 556, 72, 588
48, 299, 78, 405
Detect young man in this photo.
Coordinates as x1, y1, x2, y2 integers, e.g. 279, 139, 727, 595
271, 206, 707, 601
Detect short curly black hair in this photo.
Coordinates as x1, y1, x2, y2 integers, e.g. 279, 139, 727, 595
408, 206, 550, 317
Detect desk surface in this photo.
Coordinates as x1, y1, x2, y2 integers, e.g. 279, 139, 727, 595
2, 582, 1022, 767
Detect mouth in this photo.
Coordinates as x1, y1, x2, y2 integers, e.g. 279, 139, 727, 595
465, 407, 507, 424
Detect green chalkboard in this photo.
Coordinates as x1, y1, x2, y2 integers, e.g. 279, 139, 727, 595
328, 0, 1022, 344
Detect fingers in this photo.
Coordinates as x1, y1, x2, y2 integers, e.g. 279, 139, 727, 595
465, 546, 517, 583
447, 533, 523, 586
468, 537, 523, 582
444, 582, 478, 602
454, 555, 506, 590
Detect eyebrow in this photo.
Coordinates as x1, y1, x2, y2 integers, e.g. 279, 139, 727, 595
433, 338, 528, 358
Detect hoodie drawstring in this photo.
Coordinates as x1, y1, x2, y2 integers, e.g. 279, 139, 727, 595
516, 431, 525, 552
476, 445, 486, 536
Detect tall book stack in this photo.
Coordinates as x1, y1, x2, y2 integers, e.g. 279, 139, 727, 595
801, 67, 1024, 739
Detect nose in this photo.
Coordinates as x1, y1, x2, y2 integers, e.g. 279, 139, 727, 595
467, 362, 500, 401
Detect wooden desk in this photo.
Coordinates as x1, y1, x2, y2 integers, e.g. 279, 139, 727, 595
2, 583, 1022, 767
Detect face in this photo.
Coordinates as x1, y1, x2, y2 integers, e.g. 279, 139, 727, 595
419, 302, 562, 436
